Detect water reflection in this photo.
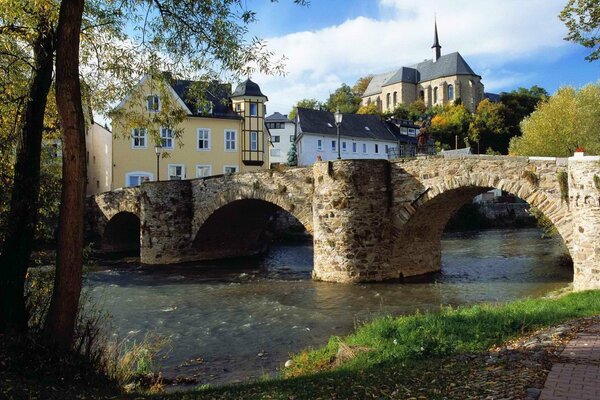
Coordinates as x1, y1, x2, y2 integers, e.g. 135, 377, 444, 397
87, 228, 571, 385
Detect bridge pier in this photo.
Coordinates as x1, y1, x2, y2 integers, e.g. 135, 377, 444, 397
312, 160, 393, 282
569, 156, 600, 291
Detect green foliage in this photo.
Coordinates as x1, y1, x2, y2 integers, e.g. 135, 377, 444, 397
509, 83, 600, 156
408, 100, 427, 121
594, 174, 600, 191
288, 98, 321, 120
430, 103, 473, 149
356, 103, 379, 115
324, 83, 361, 114
468, 99, 510, 154
559, 0, 600, 61
499, 86, 548, 140
352, 75, 373, 97
558, 171, 569, 204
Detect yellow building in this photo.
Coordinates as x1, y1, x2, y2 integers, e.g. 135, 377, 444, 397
86, 122, 112, 195
111, 75, 269, 188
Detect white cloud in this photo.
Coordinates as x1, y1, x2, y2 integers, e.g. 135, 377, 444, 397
255, 0, 570, 114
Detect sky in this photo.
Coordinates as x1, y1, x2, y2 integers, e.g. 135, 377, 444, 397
239, 0, 598, 115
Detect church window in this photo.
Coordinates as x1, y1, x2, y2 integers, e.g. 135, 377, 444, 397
393, 92, 397, 106
433, 87, 438, 103
386, 93, 391, 109
448, 84, 454, 101
419, 90, 425, 101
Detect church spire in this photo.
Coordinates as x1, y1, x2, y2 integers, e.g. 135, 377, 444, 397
432, 18, 441, 62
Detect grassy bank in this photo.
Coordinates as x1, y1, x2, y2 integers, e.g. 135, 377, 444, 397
157, 289, 600, 399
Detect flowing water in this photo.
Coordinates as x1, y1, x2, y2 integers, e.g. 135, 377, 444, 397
86, 228, 572, 386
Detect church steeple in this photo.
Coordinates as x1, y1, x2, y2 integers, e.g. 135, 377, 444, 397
432, 19, 441, 62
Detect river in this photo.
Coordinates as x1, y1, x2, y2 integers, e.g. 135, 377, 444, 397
86, 228, 572, 386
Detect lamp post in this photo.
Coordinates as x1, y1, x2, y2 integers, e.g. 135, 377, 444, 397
154, 144, 163, 181
334, 108, 343, 160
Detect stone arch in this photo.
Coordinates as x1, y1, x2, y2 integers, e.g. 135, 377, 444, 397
101, 211, 141, 255
191, 198, 311, 261
390, 168, 571, 279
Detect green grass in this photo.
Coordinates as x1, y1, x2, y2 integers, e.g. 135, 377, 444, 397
152, 290, 600, 399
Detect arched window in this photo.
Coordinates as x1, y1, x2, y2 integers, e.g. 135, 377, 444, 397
433, 87, 438, 103
419, 90, 425, 101
393, 92, 397, 106
367, 98, 371, 105
386, 93, 391, 109
448, 84, 454, 101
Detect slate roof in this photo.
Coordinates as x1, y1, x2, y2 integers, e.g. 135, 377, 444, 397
231, 78, 268, 99
266, 112, 292, 123
297, 108, 398, 142
362, 52, 480, 97
170, 80, 240, 118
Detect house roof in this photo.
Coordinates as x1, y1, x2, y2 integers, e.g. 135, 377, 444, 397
362, 52, 480, 96
231, 78, 268, 99
297, 108, 398, 142
170, 80, 240, 118
266, 112, 292, 123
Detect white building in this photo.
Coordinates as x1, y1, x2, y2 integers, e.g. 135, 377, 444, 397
265, 112, 295, 166
295, 108, 419, 166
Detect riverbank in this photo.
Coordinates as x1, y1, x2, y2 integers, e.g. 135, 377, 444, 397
157, 289, 599, 399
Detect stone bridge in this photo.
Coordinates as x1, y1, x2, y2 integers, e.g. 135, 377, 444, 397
88, 155, 600, 291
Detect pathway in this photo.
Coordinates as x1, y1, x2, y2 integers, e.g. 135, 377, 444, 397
539, 323, 600, 400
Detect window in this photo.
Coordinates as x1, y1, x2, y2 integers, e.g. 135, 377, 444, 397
433, 87, 438, 103
126, 172, 153, 187
386, 93, 391, 109
272, 135, 280, 143
132, 128, 147, 148
249, 103, 258, 116
331, 140, 336, 152
197, 101, 213, 115
362, 143, 367, 154
352, 142, 357, 153
270, 149, 281, 157
196, 165, 212, 178
448, 84, 454, 101
224, 165, 238, 174
317, 139, 322, 151
420, 90, 425, 101
267, 122, 284, 129
385, 144, 389, 154
197, 128, 210, 150
168, 164, 185, 180
250, 131, 258, 151
342, 142, 347, 152
96, 180, 99, 189
146, 95, 160, 112
235, 103, 241, 112
408, 128, 416, 137
160, 127, 174, 149
290, 135, 295, 142
225, 130, 237, 151
375, 144, 379, 154
393, 92, 397, 106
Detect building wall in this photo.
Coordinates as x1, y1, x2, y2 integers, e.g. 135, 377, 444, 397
297, 133, 397, 166
86, 123, 112, 195
112, 77, 269, 189
268, 121, 295, 165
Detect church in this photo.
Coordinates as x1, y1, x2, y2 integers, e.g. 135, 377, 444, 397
361, 21, 485, 113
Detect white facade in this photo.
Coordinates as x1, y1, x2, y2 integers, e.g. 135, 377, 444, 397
266, 113, 295, 165
297, 133, 398, 167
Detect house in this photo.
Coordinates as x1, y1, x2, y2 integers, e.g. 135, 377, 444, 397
86, 122, 112, 195
361, 21, 485, 113
111, 75, 270, 188
265, 112, 295, 166
295, 108, 420, 166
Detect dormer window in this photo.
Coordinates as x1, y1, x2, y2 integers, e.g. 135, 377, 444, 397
364, 126, 370, 131
327, 122, 334, 128
146, 95, 160, 112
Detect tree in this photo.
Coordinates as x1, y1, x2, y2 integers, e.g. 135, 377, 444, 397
429, 103, 473, 149
289, 98, 321, 120
559, 0, 600, 61
287, 142, 298, 166
357, 103, 379, 115
468, 99, 509, 154
352, 75, 373, 97
509, 83, 600, 157
0, 0, 57, 333
324, 83, 361, 113
499, 86, 548, 140
408, 100, 427, 121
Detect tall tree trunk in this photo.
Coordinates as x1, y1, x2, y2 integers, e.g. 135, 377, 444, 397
0, 21, 55, 333
45, 0, 86, 350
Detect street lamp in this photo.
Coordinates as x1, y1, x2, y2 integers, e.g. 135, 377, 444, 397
334, 108, 343, 160
154, 144, 163, 181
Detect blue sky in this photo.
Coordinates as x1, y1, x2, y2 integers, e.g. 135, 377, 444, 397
238, 0, 598, 114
